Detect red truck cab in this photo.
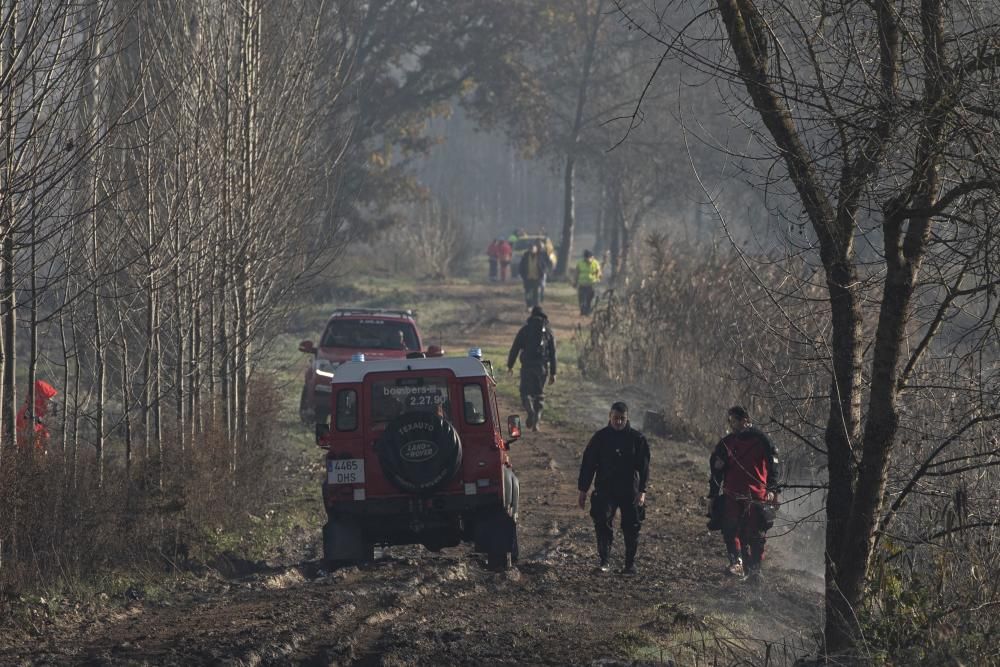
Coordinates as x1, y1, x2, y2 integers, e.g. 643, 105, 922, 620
298, 308, 424, 424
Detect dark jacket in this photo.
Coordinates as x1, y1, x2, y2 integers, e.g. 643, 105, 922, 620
506, 314, 557, 375
712, 427, 780, 501
519, 251, 553, 284
578, 423, 650, 500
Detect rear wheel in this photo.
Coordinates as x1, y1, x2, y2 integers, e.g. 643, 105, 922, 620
487, 549, 512, 571
510, 522, 520, 563
475, 508, 517, 571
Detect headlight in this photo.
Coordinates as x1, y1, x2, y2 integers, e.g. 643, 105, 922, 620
314, 359, 340, 378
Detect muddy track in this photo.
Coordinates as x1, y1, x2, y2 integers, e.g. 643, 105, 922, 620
0, 281, 823, 666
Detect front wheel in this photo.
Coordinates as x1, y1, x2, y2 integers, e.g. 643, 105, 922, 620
314, 401, 330, 426
299, 386, 314, 424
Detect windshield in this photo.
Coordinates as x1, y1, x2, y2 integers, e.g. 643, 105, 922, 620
371, 377, 450, 423
320, 319, 419, 351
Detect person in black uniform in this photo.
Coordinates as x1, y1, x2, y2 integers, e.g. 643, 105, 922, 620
506, 306, 557, 431
577, 401, 651, 574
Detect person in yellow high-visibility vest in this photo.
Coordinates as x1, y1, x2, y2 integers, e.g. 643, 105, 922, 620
572, 249, 602, 316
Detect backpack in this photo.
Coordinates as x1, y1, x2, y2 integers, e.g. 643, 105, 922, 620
522, 320, 549, 365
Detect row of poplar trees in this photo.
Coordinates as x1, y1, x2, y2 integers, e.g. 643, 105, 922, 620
0, 1, 352, 482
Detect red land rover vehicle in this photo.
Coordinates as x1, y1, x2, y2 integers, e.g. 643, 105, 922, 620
316, 351, 522, 569
298, 308, 423, 424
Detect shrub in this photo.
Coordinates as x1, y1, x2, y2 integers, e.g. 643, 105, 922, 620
582, 233, 1000, 663
0, 376, 288, 595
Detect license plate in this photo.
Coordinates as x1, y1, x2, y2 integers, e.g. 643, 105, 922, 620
327, 458, 365, 485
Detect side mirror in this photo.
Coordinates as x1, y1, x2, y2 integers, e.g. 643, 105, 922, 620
507, 415, 521, 441
299, 340, 316, 354
426, 344, 444, 358
315, 422, 330, 447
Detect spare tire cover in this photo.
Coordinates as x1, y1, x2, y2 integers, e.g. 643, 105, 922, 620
376, 411, 462, 495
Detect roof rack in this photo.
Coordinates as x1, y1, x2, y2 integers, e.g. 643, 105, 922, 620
327, 307, 416, 320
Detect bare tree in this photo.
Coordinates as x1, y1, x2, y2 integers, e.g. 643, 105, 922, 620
616, 0, 1000, 656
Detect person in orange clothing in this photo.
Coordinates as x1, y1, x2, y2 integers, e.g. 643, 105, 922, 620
498, 238, 513, 282
487, 239, 501, 281
16, 379, 58, 450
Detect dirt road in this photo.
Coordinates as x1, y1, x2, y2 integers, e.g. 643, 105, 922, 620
0, 280, 822, 666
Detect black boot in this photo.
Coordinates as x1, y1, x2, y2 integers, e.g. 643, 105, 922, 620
523, 400, 536, 429
532, 406, 543, 431
621, 538, 637, 575
596, 535, 611, 572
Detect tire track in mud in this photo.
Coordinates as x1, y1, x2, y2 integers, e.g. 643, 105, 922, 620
51, 558, 483, 666
293, 405, 596, 665
292, 560, 471, 665
1, 281, 824, 666
54, 291, 584, 667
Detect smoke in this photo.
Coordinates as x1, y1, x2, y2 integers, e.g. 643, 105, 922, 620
767, 467, 827, 589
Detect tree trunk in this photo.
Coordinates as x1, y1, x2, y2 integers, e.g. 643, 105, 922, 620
120, 330, 132, 474
2, 232, 15, 446
609, 210, 620, 286
557, 153, 576, 280
555, 1, 603, 278
821, 257, 865, 652
0, 0, 16, 453
26, 178, 37, 449
143, 139, 155, 462
58, 301, 71, 459
173, 181, 185, 453
191, 278, 202, 439
92, 195, 105, 487
235, 0, 259, 455
592, 185, 606, 255
831, 0, 943, 644
152, 307, 162, 452
69, 306, 82, 488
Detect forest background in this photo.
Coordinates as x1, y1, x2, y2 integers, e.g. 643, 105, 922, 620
1, 1, 998, 664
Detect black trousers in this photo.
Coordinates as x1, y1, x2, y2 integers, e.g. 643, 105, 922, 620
519, 366, 546, 425
523, 279, 541, 308
578, 285, 595, 315
589, 491, 641, 564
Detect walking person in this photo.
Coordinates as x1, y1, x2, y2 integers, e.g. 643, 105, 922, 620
506, 305, 556, 432
507, 230, 522, 279
572, 249, 602, 316
498, 238, 513, 282
519, 242, 552, 310
578, 402, 650, 574
710, 406, 781, 580
487, 239, 500, 282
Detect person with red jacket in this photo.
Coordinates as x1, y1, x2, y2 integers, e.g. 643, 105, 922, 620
498, 239, 513, 282
486, 239, 500, 282
709, 406, 781, 579
16, 379, 58, 451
